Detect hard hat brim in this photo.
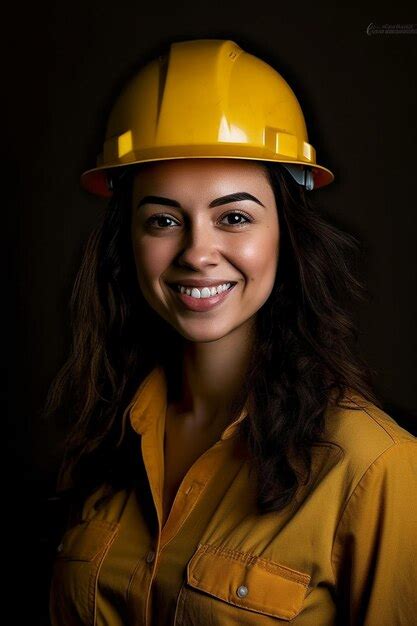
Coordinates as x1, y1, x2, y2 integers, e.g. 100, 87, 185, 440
80, 154, 335, 198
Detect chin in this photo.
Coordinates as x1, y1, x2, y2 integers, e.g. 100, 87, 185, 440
171, 321, 236, 344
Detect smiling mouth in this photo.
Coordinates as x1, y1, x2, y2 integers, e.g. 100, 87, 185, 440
169, 282, 236, 299
167, 282, 237, 311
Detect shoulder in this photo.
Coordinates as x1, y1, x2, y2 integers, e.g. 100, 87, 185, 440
317, 390, 416, 498
324, 389, 415, 450
328, 400, 417, 618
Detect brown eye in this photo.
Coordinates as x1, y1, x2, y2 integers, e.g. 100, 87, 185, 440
220, 212, 252, 226
146, 215, 179, 229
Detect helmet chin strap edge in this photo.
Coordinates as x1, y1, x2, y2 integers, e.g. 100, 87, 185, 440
281, 164, 315, 191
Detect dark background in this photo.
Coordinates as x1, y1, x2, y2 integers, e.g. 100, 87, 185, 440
5, 2, 416, 624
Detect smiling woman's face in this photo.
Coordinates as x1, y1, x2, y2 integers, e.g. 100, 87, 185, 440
130, 158, 280, 343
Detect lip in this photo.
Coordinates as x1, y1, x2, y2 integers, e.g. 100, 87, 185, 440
168, 282, 237, 312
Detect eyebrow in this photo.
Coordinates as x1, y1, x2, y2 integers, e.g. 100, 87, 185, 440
136, 192, 265, 210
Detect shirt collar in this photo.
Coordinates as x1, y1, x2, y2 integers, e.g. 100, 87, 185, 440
129, 365, 248, 440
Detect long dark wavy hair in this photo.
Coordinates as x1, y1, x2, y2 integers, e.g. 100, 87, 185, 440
42, 160, 382, 517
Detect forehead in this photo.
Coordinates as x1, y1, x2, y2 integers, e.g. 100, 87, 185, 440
131, 158, 274, 203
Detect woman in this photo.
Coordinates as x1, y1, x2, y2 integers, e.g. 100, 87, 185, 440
45, 39, 417, 625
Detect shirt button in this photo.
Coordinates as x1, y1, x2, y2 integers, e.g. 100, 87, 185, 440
236, 585, 248, 598
57, 542, 64, 553
146, 550, 156, 564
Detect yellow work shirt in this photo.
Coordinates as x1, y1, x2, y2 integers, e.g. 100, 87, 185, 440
49, 365, 417, 625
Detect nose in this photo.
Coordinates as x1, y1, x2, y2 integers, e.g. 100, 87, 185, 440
176, 215, 220, 270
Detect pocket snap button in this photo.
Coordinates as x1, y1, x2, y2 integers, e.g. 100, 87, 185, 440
236, 585, 248, 598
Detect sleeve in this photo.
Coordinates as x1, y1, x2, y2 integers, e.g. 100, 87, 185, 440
331, 440, 417, 626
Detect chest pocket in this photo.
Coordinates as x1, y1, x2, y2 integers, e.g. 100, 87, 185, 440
175, 543, 311, 625
49, 518, 120, 626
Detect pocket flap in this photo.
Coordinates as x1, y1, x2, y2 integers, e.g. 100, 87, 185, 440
55, 519, 119, 562
186, 543, 310, 621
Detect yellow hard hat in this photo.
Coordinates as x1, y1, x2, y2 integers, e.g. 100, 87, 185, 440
80, 39, 334, 197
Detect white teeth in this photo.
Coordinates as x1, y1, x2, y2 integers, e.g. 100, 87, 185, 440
177, 282, 232, 298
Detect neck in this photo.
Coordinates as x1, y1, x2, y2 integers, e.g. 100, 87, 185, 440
166, 319, 255, 427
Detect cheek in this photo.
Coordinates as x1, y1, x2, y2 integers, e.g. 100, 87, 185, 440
132, 236, 171, 284
237, 229, 279, 286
